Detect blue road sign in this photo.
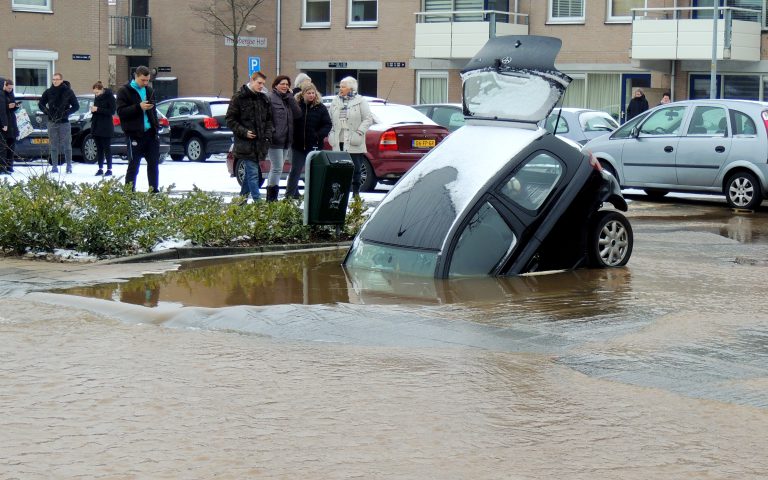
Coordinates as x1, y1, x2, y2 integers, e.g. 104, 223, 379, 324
249, 56, 261, 75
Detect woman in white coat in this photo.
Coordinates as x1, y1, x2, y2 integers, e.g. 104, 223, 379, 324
328, 76, 374, 196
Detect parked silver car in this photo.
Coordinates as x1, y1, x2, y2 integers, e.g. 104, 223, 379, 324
583, 99, 768, 210
543, 108, 619, 145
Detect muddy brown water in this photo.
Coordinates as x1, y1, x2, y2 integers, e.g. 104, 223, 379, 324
2, 200, 768, 478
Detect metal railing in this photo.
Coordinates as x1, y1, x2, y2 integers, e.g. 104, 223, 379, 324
415, 9, 529, 25
109, 16, 153, 50
631, 6, 762, 25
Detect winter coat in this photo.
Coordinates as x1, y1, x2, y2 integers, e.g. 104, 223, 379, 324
226, 84, 273, 161
292, 99, 332, 154
39, 80, 79, 124
626, 94, 649, 121
269, 89, 302, 149
116, 81, 159, 140
0, 77, 19, 139
91, 88, 116, 138
328, 94, 374, 154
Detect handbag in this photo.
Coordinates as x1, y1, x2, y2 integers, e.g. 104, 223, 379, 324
15, 108, 33, 140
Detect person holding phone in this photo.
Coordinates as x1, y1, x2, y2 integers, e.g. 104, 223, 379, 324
0, 77, 19, 174
116, 65, 161, 192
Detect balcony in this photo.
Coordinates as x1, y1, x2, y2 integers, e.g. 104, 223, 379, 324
631, 7, 761, 63
414, 10, 528, 59
109, 16, 153, 56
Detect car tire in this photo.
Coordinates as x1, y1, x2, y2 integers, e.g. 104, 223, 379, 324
170, 154, 185, 161
725, 171, 763, 210
359, 157, 377, 192
234, 158, 264, 188
643, 188, 669, 200
587, 210, 633, 268
185, 136, 207, 162
81, 134, 98, 164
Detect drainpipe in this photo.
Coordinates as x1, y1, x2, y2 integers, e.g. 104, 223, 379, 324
670, 60, 676, 101
276, 0, 281, 75
710, 4, 718, 99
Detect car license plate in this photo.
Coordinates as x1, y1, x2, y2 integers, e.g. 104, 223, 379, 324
413, 139, 435, 148
31, 138, 49, 145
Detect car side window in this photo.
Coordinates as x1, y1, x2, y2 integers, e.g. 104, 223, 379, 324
545, 114, 569, 134
611, 112, 647, 139
156, 102, 171, 117
731, 110, 757, 136
686, 106, 727, 136
433, 107, 464, 131
448, 202, 517, 277
581, 113, 618, 132
500, 152, 564, 211
639, 106, 686, 135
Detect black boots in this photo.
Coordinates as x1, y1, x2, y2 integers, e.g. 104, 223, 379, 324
266, 185, 279, 202
352, 183, 361, 199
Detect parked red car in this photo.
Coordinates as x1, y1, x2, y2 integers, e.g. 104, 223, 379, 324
226, 100, 449, 192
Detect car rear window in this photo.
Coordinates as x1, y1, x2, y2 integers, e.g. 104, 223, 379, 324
209, 102, 230, 117
731, 110, 757, 135
371, 104, 436, 125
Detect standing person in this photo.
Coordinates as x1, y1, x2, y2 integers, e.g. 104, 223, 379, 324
226, 71, 273, 202
267, 75, 302, 202
38, 73, 78, 173
286, 82, 332, 199
659, 92, 671, 106
90, 81, 116, 176
625, 88, 649, 122
292, 72, 311, 95
0, 77, 19, 174
116, 66, 161, 192
328, 76, 373, 197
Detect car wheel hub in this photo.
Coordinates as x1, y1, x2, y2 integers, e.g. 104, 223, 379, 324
729, 178, 753, 207
188, 141, 201, 159
598, 220, 629, 266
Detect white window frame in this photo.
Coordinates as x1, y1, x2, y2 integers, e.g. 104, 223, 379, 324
12, 0, 52, 13
548, 0, 585, 24
416, 71, 449, 105
303, 0, 331, 28
348, 0, 378, 27
606, 0, 646, 23
11, 49, 58, 95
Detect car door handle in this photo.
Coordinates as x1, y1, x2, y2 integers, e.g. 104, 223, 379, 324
664, 146, 674, 153
715, 146, 725, 153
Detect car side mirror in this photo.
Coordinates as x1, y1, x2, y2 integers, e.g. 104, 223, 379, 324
630, 126, 639, 138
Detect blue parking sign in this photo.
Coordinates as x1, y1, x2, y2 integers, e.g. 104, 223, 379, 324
249, 56, 261, 75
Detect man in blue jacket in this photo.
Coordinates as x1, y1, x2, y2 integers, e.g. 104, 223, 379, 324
116, 66, 160, 192
38, 73, 78, 173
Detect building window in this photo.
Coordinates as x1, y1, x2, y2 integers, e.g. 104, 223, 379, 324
303, 0, 331, 27
607, 0, 645, 22
548, 0, 585, 23
12, 0, 52, 13
12, 49, 57, 94
423, 0, 509, 23
417, 71, 449, 104
349, 0, 377, 25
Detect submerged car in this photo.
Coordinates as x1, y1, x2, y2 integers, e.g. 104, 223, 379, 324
583, 99, 768, 210
343, 35, 633, 278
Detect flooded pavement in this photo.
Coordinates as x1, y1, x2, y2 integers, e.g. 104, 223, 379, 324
1, 200, 768, 478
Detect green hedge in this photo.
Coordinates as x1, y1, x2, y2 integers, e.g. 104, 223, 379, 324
0, 174, 367, 257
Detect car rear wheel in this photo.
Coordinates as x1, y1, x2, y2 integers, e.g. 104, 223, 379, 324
588, 210, 633, 268
725, 171, 763, 210
643, 188, 669, 200
170, 154, 185, 161
185, 136, 207, 162
81, 134, 98, 164
359, 157, 377, 192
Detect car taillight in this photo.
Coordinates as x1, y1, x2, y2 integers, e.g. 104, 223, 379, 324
203, 116, 220, 129
378, 130, 398, 151
159, 116, 169, 127
588, 152, 603, 172
112, 115, 120, 126
761, 111, 768, 136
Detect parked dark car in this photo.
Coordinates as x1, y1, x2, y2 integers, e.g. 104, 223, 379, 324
411, 103, 465, 132
11, 94, 50, 160
71, 94, 171, 163
155, 97, 233, 161
226, 101, 449, 192
343, 35, 633, 278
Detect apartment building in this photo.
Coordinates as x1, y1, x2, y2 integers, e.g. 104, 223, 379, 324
4, 0, 768, 121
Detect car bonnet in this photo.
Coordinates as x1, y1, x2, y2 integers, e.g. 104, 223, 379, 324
460, 35, 571, 125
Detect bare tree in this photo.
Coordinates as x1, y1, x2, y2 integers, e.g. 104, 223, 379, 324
191, 0, 266, 95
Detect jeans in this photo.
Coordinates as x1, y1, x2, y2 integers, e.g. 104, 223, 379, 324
48, 122, 72, 172
95, 135, 112, 170
125, 131, 160, 192
240, 158, 262, 201
285, 148, 308, 198
267, 147, 290, 186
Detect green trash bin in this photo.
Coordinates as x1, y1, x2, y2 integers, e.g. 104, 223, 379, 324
303, 150, 355, 225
